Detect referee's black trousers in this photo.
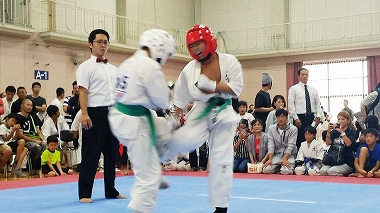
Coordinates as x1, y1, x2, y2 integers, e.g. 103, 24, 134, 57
78, 107, 119, 199
296, 114, 315, 149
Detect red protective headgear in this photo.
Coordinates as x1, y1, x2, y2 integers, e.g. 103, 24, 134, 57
186, 24, 218, 61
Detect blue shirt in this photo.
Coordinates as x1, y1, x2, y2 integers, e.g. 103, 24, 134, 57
355, 143, 380, 168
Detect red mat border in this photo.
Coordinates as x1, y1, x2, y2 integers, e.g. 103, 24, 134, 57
1, 170, 380, 190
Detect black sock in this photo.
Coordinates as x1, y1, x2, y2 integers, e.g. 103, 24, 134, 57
214, 207, 227, 213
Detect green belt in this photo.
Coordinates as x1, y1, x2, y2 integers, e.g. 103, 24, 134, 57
114, 103, 156, 147
196, 97, 232, 120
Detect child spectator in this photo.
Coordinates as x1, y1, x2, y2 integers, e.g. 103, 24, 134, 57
350, 128, 380, 178
294, 126, 324, 175
41, 135, 73, 177
351, 130, 366, 154
0, 113, 28, 177
233, 119, 251, 172
236, 101, 254, 128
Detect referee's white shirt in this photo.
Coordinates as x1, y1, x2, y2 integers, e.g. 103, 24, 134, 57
76, 55, 116, 107
288, 82, 322, 120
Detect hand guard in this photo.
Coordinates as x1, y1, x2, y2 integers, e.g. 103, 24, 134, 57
196, 74, 216, 92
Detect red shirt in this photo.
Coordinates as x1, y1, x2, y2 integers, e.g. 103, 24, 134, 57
254, 137, 261, 161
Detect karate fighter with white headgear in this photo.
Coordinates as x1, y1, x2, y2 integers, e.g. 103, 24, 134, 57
108, 29, 175, 213
163, 24, 243, 213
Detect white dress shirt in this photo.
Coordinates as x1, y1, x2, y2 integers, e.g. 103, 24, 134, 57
76, 55, 116, 107
288, 82, 322, 120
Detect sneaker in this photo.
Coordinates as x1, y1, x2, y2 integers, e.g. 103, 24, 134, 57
14, 167, 27, 178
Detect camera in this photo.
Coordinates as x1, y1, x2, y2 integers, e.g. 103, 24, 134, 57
329, 123, 340, 128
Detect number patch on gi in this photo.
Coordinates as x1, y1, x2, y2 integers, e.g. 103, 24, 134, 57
115, 75, 129, 99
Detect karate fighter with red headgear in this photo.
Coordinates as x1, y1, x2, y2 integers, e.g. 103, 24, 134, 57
108, 29, 175, 213
163, 24, 243, 213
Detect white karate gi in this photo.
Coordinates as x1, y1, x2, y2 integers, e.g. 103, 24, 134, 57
294, 139, 324, 175
166, 53, 243, 208
108, 50, 169, 213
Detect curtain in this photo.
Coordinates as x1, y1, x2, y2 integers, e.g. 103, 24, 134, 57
367, 56, 380, 92
286, 62, 303, 97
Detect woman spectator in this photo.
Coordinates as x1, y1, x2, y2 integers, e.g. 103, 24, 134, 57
233, 119, 251, 172
265, 95, 290, 133
320, 111, 356, 176
247, 119, 269, 166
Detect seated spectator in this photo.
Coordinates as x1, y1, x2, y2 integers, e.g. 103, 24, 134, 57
294, 126, 324, 175
189, 142, 208, 171
352, 130, 366, 154
247, 104, 255, 115
247, 119, 269, 166
70, 110, 82, 171
1, 86, 16, 121
265, 95, 291, 133
162, 154, 191, 171
350, 128, 380, 178
0, 140, 12, 176
233, 119, 251, 173
11, 87, 36, 115
236, 101, 254, 128
317, 113, 331, 142
41, 135, 73, 177
262, 109, 298, 174
17, 99, 44, 171
364, 115, 380, 144
41, 105, 70, 143
320, 111, 356, 176
41, 105, 70, 166
0, 113, 28, 177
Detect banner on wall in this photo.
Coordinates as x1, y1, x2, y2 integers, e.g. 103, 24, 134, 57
34, 70, 49, 80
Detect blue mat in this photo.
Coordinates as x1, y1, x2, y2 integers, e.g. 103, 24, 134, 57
2, 176, 380, 213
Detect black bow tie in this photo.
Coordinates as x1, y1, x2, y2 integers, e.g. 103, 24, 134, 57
96, 58, 108, 63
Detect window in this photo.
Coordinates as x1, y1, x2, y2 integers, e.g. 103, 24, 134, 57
303, 60, 367, 122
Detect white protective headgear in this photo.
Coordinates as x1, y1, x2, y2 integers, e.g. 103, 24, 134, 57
139, 29, 176, 66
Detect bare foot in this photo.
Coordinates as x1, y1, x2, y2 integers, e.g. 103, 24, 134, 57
358, 174, 365, 178
120, 168, 129, 175
116, 194, 127, 199
349, 173, 358, 177
79, 198, 93, 203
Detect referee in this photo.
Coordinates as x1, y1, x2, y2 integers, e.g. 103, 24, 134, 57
288, 68, 323, 149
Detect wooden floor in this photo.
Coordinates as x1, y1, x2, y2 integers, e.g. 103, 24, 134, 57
0, 170, 58, 181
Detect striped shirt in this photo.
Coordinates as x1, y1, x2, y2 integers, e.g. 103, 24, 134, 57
233, 133, 250, 159
63, 95, 72, 126
361, 90, 380, 125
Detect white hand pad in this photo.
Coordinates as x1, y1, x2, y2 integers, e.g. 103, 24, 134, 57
197, 74, 216, 92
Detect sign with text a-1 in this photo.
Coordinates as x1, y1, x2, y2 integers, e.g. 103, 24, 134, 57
34, 70, 49, 80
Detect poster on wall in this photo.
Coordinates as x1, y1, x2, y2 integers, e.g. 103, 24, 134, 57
34, 70, 49, 80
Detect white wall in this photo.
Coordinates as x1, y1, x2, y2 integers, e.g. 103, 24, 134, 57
200, 0, 380, 55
